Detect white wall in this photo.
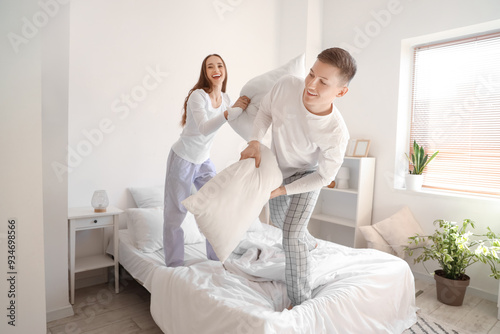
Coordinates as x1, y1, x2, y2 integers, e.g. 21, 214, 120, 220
322, 0, 500, 298
65, 0, 281, 210
0, 1, 48, 332
277, 0, 323, 67
42, 1, 73, 322
277, 0, 308, 65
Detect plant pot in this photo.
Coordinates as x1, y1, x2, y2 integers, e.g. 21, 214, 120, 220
405, 174, 424, 191
434, 270, 470, 306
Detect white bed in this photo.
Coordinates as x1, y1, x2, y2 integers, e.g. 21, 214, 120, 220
116, 228, 207, 290
117, 221, 417, 334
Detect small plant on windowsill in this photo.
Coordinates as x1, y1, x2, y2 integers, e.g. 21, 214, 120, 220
404, 140, 438, 191
405, 219, 500, 306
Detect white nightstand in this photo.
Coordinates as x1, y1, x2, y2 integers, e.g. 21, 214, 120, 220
68, 206, 123, 304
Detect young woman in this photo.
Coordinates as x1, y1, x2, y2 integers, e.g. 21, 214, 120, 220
163, 54, 250, 267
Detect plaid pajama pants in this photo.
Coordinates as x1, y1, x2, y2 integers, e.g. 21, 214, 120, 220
269, 171, 320, 306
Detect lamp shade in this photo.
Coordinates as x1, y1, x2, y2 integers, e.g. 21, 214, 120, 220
91, 190, 109, 213
336, 167, 350, 189
337, 167, 350, 180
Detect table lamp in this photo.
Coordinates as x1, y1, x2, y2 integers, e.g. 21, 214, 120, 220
336, 167, 350, 189
91, 190, 109, 213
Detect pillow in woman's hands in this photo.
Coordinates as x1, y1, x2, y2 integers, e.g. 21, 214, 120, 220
229, 54, 305, 141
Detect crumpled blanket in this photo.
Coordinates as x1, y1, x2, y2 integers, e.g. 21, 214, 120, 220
224, 239, 337, 289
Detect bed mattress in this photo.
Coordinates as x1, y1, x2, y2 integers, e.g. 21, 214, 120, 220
142, 224, 417, 334
117, 229, 207, 291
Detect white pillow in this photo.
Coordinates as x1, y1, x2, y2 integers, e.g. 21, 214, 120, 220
358, 225, 396, 256
372, 206, 425, 258
228, 54, 305, 142
181, 211, 205, 244
182, 144, 282, 262
126, 208, 203, 252
128, 185, 164, 208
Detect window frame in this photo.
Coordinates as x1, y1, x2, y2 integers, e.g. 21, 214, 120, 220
395, 19, 500, 200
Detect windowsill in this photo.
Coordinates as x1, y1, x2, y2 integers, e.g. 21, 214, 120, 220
394, 187, 500, 203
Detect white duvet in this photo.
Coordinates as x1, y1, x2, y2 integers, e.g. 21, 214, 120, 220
224, 239, 337, 289
150, 224, 417, 334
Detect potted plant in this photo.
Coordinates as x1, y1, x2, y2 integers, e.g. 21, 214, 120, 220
405, 140, 439, 191
406, 219, 500, 306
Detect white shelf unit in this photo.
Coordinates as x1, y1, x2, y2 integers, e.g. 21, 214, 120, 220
309, 157, 375, 248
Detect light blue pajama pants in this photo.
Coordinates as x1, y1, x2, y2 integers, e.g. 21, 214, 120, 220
269, 171, 320, 306
163, 149, 219, 267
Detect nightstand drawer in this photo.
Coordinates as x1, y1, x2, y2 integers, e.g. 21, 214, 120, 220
72, 216, 113, 229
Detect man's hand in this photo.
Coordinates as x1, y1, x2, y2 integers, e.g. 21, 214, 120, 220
240, 140, 261, 167
270, 186, 287, 199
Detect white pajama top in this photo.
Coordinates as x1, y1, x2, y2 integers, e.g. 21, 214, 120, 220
251, 75, 349, 195
172, 89, 231, 164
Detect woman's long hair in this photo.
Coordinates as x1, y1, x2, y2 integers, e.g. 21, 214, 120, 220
181, 54, 228, 127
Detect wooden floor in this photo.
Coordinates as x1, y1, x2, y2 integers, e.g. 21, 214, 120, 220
47, 274, 500, 334
47, 273, 163, 334
415, 278, 500, 334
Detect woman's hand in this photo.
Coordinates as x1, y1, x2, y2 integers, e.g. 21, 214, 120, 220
240, 140, 261, 167
270, 186, 287, 199
225, 107, 242, 121
233, 95, 251, 110
225, 96, 250, 120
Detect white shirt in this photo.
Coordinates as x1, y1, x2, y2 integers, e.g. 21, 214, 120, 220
172, 89, 231, 164
251, 75, 349, 195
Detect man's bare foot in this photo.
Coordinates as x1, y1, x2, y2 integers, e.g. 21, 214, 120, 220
308, 242, 318, 252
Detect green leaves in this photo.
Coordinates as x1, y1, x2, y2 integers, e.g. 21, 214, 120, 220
405, 140, 439, 175
404, 219, 500, 280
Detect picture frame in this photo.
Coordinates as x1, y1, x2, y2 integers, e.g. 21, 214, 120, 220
345, 139, 356, 156
352, 139, 371, 157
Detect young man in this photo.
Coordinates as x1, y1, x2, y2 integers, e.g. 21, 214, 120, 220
240, 47, 357, 307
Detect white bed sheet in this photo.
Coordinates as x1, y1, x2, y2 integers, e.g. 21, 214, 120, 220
147, 224, 418, 334
116, 229, 207, 291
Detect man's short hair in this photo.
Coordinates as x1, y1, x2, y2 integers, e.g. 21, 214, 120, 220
317, 47, 357, 85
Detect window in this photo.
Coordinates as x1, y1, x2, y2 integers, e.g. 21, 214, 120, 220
409, 32, 500, 197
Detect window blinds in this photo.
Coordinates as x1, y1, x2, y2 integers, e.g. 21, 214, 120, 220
410, 32, 500, 196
